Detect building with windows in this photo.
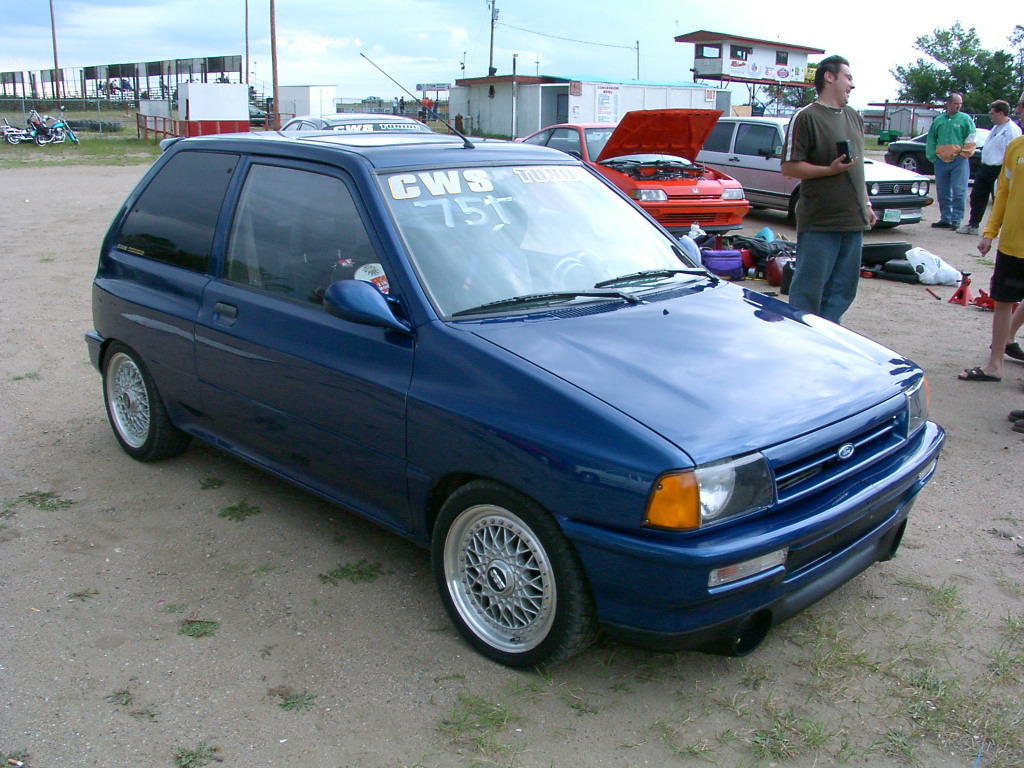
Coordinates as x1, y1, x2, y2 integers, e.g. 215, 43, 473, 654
674, 30, 823, 91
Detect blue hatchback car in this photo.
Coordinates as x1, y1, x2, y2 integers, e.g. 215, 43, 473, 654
86, 130, 944, 667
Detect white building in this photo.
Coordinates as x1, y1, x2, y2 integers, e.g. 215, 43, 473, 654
276, 85, 337, 120
448, 75, 730, 139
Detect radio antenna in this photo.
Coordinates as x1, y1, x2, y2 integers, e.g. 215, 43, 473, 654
360, 53, 474, 149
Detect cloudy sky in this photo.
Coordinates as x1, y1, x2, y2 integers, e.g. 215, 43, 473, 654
2, 0, 1020, 109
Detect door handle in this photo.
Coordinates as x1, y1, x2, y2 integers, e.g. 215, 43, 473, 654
214, 302, 238, 319
728, 156, 740, 162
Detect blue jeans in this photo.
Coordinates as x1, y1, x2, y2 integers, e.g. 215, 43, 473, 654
788, 230, 864, 324
933, 156, 969, 225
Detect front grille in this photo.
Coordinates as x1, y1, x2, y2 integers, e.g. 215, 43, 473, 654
657, 211, 736, 225
766, 398, 907, 508
868, 181, 923, 196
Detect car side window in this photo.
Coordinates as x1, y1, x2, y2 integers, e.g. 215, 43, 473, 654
734, 124, 782, 158
225, 164, 384, 304
703, 122, 735, 153
521, 129, 552, 146
115, 151, 238, 272
546, 128, 583, 157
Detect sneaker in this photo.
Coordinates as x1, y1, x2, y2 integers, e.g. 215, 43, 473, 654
1005, 342, 1024, 361
1013, 420, 1024, 434
931, 220, 952, 228
957, 224, 979, 235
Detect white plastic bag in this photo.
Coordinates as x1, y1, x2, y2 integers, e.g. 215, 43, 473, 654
904, 246, 961, 285
677, 234, 702, 263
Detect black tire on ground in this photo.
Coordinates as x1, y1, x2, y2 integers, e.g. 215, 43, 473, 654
432, 480, 597, 668
101, 342, 191, 461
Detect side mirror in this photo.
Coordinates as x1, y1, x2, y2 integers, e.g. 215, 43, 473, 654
323, 279, 412, 334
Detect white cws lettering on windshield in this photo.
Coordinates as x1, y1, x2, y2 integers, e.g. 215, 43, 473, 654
388, 169, 494, 199
513, 166, 589, 184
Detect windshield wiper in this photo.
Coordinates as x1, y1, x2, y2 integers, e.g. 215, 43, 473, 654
594, 268, 712, 289
451, 290, 640, 317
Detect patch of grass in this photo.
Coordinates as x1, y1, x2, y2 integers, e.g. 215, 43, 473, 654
4, 491, 74, 512
105, 688, 132, 706
178, 619, 219, 638
251, 563, 277, 575
1001, 613, 1024, 642
748, 702, 830, 761
1, 750, 29, 766
277, 690, 316, 712
438, 691, 522, 757
173, 741, 220, 768
128, 706, 159, 721
562, 687, 599, 714
9, 371, 41, 381
67, 588, 98, 601
318, 559, 383, 584
217, 499, 260, 522
879, 728, 917, 762
199, 476, 224, 490
0, 135, 161, 169
977, 258, 995, 266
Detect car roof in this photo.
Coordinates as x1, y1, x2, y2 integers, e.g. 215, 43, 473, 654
162, 131, 573, 171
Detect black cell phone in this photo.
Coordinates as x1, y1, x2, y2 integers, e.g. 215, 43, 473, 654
836, 140, 851, 163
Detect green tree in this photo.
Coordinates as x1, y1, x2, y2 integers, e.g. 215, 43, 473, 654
891, 23, 1024, 111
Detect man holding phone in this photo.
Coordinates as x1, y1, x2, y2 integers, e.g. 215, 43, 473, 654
781, 54, 875, 324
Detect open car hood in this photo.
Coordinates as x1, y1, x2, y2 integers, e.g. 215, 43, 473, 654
595, 109, 722, 163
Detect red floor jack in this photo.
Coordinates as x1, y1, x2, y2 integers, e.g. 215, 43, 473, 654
949, 272, 1020, 311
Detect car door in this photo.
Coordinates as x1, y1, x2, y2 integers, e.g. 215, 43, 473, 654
728, 122, 792, 208
195, 158, 415, 531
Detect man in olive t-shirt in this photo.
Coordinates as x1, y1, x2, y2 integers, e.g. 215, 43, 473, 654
781, 55, 875, 324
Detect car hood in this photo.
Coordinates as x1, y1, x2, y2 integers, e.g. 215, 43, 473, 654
596, 109, 722, 163
468, 285, 912, 464
863, 158, 927, 182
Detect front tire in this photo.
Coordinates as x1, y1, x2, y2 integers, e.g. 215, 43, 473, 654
102, 343, 191, 461
897, 153, 920, 174
432, 480, 596, 667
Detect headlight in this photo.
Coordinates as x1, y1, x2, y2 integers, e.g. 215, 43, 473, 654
918, 181, 929, 196
870, 183, 881, 196
644, 453, 775, 531
632, 189, 668, 202
910, 181, 920, 194
905, 376, 929, 437
721, 188, 745, 200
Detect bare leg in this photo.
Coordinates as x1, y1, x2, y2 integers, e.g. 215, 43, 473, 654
983, 301, 1015, 377
1010, 302, 1024, 341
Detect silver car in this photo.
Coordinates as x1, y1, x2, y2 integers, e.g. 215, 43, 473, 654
698, 116, 934, 228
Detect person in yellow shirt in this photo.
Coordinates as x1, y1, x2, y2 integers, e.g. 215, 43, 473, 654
958, 131, 1024, 383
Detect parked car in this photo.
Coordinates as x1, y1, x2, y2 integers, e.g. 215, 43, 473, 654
520, 110, 750, 233
280, 112, 431, 133
883, 128, 990, 176
85, 130, 944, 668
698, 116, 934, 227
248, 104, 267, 127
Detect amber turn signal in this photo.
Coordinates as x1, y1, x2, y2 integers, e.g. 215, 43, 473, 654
644, 471, 700, 530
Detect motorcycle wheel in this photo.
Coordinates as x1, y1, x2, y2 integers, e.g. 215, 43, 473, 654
4, 134, 19, 145
34, 133, 49, 146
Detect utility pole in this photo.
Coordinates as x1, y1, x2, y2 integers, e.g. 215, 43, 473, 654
49, 0, 61, 99
487, 1, 498, 76
635, 41, 640, 81
511, 53, 518, 138
244, 0, 250, 85
270, 0, 280, 128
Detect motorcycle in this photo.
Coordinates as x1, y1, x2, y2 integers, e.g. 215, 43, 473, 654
2, 117, 33, 145
28, 109, 79, 146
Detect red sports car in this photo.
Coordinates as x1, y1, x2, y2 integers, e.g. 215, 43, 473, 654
521, 109, 749, 233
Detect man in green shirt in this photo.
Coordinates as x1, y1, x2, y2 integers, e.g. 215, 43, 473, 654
926, 93, 976, 228
781, 55, 875, 324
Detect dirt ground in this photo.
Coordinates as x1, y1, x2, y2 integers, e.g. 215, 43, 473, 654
1, 162, 1022, 768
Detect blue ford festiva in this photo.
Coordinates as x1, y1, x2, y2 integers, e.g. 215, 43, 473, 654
86, 130, 944, 667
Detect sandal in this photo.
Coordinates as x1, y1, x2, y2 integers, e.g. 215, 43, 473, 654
958, 366, 1001, 382
1006, 342, 1024, 362
1008, 409, 1024, 421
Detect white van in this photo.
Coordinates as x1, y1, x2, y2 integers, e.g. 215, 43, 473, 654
697, 116, 934, 228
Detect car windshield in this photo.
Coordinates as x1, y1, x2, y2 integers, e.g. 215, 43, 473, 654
379, 164, 698, 317
584, 128, 614, 158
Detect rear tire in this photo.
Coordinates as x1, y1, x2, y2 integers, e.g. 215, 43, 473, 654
102, 342, 191, 461
897, 153, 921, 174
432, 480, 597, 667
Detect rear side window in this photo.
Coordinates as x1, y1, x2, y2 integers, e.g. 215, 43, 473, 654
703, 122, 735, 153
116, 151, 238, 272
734, 124, 782, 158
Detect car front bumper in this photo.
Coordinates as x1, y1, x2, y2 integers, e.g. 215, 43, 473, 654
563, 421, 945, 652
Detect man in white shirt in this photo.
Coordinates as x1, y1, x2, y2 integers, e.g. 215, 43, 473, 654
958, 99, 1022, 235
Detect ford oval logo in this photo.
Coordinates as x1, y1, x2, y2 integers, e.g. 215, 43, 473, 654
837, 443, 856, 461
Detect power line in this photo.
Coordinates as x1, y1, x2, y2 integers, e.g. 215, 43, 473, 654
496, 21, 636, 51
